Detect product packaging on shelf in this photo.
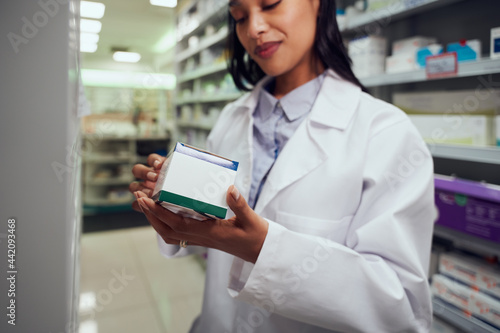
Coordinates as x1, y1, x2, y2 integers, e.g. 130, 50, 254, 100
492, 27, 500, 59
431, 274, 500, 328
152, 142, 239, 220
496, 115, 500, 146
348, 36, 387, 78
416, 44, 444, 68
434, 174, 500, 243
408, 114, 495, 146
439, 252, 500, 299
385, 53, 418, 73
447, 39, 482, 62
392, 36, 437, 55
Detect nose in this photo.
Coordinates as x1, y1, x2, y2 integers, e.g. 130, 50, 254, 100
247, 11, 268, 39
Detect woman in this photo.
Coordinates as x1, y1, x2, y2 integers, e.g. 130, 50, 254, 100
129, 0, 435, 332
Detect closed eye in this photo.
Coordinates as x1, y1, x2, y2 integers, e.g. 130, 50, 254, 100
263, 0, 282, 10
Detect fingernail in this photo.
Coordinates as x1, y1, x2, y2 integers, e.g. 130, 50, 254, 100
142, 188, 152, 197
138, 199, 148, 213
147, 172, 158, 181
133, 191, 140, 199
153, 160, 160, 168
231, 186, 240, 201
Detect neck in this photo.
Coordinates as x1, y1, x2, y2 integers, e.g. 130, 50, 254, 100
272, 58, 325, 99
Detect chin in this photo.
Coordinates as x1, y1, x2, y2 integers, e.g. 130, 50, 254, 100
256, 62, 290, 78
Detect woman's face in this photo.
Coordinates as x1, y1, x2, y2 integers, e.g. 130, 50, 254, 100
229, 0, 321, 78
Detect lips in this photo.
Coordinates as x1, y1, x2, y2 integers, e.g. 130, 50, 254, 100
254, 42, 281, 59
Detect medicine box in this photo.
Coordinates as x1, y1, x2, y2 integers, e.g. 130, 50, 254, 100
393, 89, 500, 114
432, 274, 500, 328
439, 252, 500, 299
385, 53, 418, 73
447, 39, 481, 62
492, 27, 500, 59
392, 36, 436, 55
348, 36, 387, 78
434, 174, 500, 243
408, 114, 495, 146
152, 142, 239, 220
416, 44, 443, 68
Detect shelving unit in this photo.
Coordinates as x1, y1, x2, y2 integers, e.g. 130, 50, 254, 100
174, 0, 238, 149
82, 134, 169, 215
340, 1, 500, 332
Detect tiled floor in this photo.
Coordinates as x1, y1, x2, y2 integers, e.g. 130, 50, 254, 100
78, 225, 206, 333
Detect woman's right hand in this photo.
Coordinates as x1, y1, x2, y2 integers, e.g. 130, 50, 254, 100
129, 153, 167, 212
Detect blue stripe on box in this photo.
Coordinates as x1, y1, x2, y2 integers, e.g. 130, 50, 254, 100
175, 142, 239, 171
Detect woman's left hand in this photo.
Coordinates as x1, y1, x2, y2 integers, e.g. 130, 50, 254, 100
133, 185, 269, 263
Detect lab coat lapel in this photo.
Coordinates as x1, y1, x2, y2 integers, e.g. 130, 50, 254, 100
253, 70, 362, 214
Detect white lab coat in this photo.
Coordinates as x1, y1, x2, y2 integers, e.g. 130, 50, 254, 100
157, 69, 435, 333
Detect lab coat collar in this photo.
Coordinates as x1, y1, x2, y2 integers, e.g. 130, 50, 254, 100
252, 70, 362, 214
233, 69, 361, 131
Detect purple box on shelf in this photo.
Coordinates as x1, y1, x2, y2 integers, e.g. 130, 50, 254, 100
435, 175, 500, 243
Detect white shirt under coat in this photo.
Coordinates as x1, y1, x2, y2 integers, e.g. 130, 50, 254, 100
157, 69, 436, 333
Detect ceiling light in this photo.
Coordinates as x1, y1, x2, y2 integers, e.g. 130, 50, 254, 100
80, 19, 102, 33
150, 0, 177, 8
113, 51, 142, 63
81, 32, 99, 44
80, 1, 105, 19
81, 43, 98, 53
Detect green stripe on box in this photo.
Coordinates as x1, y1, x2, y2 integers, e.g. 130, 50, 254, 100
157, 190, 226, 219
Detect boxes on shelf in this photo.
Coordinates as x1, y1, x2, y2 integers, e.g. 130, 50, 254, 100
392, 36, 437, 55
152, 142, 239, 220
497, 115, 500, 146
416, 44, 444, 68
431, 274, 500, 329
439, 252, 500, 299
393, 89, 500, 146
434, 174, 500, 243
348, 36, 387, 78
447, 39, 482, 62
386, 53, 418, 73
408, 114, 495, 146
492, 27, 500, 59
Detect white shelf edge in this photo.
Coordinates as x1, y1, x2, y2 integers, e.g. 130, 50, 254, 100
428, 143, 500, 165
177, 3, 228, 43
432, 298, 499, 333
85, 177, 134, 186
177, 92, 242, 105
176, 121, 214, 131
341, 0, 464, 33
176, 28, 228, 63
179, 62, 227, 83
361, 58, 500, 87
83, 156, 133, 163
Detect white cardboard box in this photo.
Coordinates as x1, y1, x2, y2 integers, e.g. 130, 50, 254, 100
408, 114, 495, 146
392, 36, 437, 55
439, 252, 500, 299
348, 36, 387, 78
153, 142, 238, 220
492, 27, 500, 59
432, 274, 500, 328
385, 52, 418, 73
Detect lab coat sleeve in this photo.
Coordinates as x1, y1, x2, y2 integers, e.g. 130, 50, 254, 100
227, 118, 436, 333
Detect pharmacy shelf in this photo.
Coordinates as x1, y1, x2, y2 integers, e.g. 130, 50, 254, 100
432, 298, 499, 333
434, 225, 500, 258
176, 27, 228, 63
83, 155, 133, 163
179, 62, 227, 83
361, 58, 500, 87
428, 144, 500, 165
341, 0, 464, 33
83, 198, 134, 207
177, 92, 243, 105
177, 2, 227, 43
177, 121, 214, 131
85, 177, 134, 186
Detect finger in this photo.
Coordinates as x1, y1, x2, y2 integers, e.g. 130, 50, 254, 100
147, 154, 167, 169
136, 196, 205, 246
139, 196, 211, 235
132, 164, 159, 182
226, 185, 258, 228
129, 181, 153, 196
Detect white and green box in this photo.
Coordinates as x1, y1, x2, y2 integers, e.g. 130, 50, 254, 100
152, 142, 239, 220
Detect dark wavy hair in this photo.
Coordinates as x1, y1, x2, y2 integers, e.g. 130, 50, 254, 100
226, 0, 367, 93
